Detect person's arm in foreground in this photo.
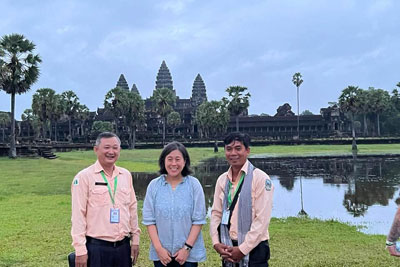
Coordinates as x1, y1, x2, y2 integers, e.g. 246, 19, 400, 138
387, 205, 400, 257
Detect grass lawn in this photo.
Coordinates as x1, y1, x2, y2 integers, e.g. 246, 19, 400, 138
0, 144, 399, 266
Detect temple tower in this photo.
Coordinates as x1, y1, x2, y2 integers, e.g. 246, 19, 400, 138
191, 74, 207, 106
131, 84, 140, 95
116, 74, 129, 91
155, 61, 175, 95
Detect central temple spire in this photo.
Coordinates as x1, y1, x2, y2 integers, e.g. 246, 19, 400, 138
155, 60, 175, 95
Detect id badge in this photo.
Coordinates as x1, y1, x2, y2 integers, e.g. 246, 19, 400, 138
110, 208, 120, 223
221, 209, 230, 225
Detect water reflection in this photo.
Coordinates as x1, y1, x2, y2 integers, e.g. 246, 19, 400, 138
132, 156, 400, 235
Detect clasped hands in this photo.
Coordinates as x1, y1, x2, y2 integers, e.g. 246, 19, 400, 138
214, 243, 245, 263
156, 246, 190, 266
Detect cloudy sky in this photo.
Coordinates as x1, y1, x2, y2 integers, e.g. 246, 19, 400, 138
1, 0, 399, 118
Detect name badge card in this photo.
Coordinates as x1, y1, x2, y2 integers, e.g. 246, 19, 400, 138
221, 209, 230, 225
110, 208, 120, 223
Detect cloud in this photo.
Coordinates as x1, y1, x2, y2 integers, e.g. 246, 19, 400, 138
156, 0, 194, 14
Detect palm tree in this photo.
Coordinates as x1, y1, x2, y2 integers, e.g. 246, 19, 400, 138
60, 90, 81, 142
223, 86, 250, 131
167, 111, 181, 137
292, 72, 303, 139
339, 85, 362, 150
32, 88, 57, 139
195, 100, 229, 140
76, 104, 90, 137
0, 112, 10, 143
0, 34, 41, 157
368, 88, 390, 136
104, 87, 126, 135
150, 87, 176, 145
125, 91, 145, 149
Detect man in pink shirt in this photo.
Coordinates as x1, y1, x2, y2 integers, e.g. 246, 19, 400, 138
71, 132, 141, 267
210, 132, 274, 267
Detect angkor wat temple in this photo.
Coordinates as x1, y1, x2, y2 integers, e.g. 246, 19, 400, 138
4, 61, 351, 144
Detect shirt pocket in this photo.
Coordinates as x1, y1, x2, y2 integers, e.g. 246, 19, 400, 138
118, 187, 131, 205
90, 187, 110, 207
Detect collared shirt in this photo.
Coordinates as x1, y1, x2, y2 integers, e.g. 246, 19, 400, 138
210, 160, 274, 255
71, 160, 141, 256
142, 175, 207, 262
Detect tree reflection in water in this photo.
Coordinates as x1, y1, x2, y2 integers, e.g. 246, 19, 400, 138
132, 156, 400, 222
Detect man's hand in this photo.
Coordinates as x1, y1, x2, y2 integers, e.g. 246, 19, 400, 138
155, 246, 172, 266
131, 244, 139, 265
75, 254, 88, 267
213, 243, 233, 259
173, 248, 189, 266
387, 245, 400, 257
230, 246, 245, 262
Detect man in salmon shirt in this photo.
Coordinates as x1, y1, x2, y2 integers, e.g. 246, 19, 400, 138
210, 132, 274, 267
71, 132, 141, 267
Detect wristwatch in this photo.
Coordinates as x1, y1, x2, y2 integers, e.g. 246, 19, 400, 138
183, 242, 193, 251
386, 240, 395, 246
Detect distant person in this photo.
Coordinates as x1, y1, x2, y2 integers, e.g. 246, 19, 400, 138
386, 205, 400, 257
142, 141, 206, 266
210, 132, 274, 266
71, 132, 141, 267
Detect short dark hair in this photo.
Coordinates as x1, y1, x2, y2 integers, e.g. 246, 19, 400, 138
95, 132, 121, 146
223, 132, 251, 148
159, 141, 192, 177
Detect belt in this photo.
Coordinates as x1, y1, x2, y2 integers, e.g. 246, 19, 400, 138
231, 239, 269, 247
86, 236, 130, 248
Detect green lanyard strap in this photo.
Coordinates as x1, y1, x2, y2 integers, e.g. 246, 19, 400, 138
227, 172, 245, 207
100, 171, 118, 205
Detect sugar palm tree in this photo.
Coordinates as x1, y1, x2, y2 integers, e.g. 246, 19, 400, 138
339, 86, 361, 150
222, 86, 250, 131
60, 90, 81, 142
292, 72, 303, 139
0, 34, 41, 157
150, 87, 176, 145
32, 88, 57, 139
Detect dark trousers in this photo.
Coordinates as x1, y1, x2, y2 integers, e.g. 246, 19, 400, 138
154, 260, 198, 267
222, 240, 270, 267
86, 237, 132, 267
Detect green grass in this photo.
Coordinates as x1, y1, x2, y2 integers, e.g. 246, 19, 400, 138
0, 144, 399, 266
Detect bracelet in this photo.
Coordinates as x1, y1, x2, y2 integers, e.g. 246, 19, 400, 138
386, 240, 395, 246
184, 242, 193, 249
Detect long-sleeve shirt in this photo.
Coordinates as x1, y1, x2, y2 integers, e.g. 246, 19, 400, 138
210, 160, 274, 255
71, 160, 141, 256
142, 175, 207, 262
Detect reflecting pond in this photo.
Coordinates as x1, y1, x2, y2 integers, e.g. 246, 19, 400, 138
132, 155, 400, 235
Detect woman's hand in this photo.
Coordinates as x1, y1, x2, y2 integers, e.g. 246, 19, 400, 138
173, 247, 190, 266
156, 246, 172, 266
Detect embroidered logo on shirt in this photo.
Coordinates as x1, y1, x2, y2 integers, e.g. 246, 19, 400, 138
73, 178, 79, 186
265, 179, 272, 191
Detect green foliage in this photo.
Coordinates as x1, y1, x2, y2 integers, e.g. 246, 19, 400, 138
32, 88, 58, 139
150, 87, 176, 144
91, 120, 112, 133
104, 88, 145, 148
0, 33, 41, 157
222, 86, 250, 131
292, 72, 303, 88
167, 111, 181, 135
196, 100, 229, 139
60, 90, 81, 140
300, 109, 313, 115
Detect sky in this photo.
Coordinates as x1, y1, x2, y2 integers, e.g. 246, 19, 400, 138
1, 0, 400, 119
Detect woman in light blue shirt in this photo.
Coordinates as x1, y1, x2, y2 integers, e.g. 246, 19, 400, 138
142, 141, 207, 267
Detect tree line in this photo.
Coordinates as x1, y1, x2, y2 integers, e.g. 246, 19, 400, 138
1, 33, 400, 158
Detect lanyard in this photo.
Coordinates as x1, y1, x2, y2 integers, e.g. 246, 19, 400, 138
227, 172, 245, 207
100, 171, 118, 205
